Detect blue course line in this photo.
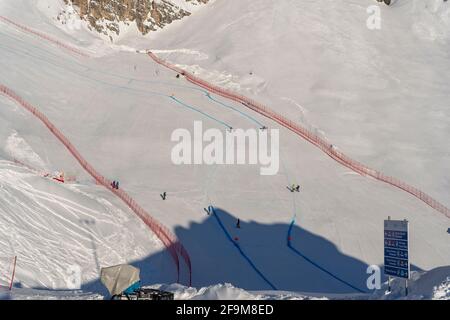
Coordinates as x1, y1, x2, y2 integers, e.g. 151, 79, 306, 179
209, 205, 277, 290
0, 44, 165, 97
0, 30, 204, 93
0, 43, 233, 129
287, 219, 367, 293
169, 96, 232, 129
205, 93, 265, 127
0, 30, 266, 129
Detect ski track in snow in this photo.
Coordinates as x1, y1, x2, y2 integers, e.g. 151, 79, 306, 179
0, 0, 449, 298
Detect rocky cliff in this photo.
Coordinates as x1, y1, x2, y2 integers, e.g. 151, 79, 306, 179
61, 0, 209, 39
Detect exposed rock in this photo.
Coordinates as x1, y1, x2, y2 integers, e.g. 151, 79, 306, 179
62, 0, 209, 38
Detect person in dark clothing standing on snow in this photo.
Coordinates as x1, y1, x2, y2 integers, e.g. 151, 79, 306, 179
111, 181, 119, 190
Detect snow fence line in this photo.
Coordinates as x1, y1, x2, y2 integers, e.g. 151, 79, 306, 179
0, 16, 90, 58
147, 51, 450, 220
0, 85, 192, 286
0, 256, 16, 290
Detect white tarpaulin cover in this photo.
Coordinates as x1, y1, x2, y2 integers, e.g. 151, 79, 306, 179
100, 264, 140, 296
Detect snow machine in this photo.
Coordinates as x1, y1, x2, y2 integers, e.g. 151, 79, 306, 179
100, 264, 174, 300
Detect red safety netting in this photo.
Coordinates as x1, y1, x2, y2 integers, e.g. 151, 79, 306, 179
0, 256, 16, 290
0, 85, 192, 286
0, 15, 90, 58
147, 52, 450, 219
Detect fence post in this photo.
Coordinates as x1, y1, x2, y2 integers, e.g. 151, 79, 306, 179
9, 256, 17, 290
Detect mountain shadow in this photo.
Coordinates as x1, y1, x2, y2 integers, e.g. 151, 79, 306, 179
76, 206, 422, 297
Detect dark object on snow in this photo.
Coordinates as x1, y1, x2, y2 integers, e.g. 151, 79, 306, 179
287, 184, 300, 192
160, 192, 167, 200
176, 74, 180, 79
101, 264, 174, 301
376, 0, 391, 5
236, 218, 241, 229
447, 228, 450, 234
111, 181, 120, 190
204, 207, 211, 215
112, 288, 174, 301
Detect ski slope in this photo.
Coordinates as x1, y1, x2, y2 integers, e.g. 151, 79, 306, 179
144, 0, 450, 209
0, 0, 449, 298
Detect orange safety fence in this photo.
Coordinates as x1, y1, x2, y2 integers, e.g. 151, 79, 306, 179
0, 15, 90, 58
0, 85, 192, 286
147, 51, 450, 219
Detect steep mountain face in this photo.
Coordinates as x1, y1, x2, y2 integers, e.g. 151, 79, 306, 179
61, 0, 209, 38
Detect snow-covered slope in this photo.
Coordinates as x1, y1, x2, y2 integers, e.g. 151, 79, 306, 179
3, 267, 449, 300
144, 0, 450, 209
0, 0, 449, 299
371, 266, 450, 300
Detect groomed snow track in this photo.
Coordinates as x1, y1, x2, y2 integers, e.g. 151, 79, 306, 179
287, 220, 366, 294
0, 85, 192, 286
1, 14, 448, 294
147, 52, 450, 220
0, 15, 90, 58
209, 206, 277, 290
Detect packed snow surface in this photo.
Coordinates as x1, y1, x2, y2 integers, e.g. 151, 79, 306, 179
0, 0, 449, 299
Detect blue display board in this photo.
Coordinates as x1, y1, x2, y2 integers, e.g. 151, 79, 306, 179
384, 219, 409, 279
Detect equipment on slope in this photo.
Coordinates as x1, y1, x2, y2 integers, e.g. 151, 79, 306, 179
100, 264, 174, 300
100, 264, 140, 297
287, 184, 300, 192
160, 192, 167, 200
112, 288, 174, 300
376, 0, 392, 5
53, 172, 65, 183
